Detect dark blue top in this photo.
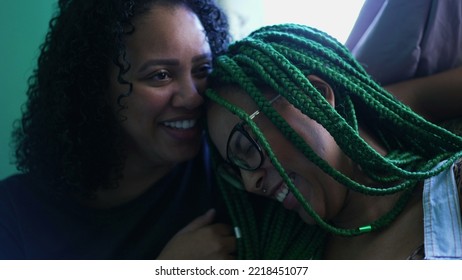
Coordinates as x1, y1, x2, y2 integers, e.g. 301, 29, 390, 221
0, 144, 223, 259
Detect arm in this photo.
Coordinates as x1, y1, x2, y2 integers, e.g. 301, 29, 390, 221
384, 67, 462, 123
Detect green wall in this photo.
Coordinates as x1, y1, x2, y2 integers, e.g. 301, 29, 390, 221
0, 1, 56, 180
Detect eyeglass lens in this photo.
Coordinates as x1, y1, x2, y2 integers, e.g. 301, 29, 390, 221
227, 124, 263, 170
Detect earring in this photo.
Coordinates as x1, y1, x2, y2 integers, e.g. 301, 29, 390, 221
262, 187, 267, 194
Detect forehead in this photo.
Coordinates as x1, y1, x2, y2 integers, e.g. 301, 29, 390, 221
207, 86, 258, 157
126, 5, 210, 60
214, 86, 259, 109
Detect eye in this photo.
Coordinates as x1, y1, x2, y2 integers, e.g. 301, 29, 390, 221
148, 69, 172, 84
193, 62, 212, 79
231, 131, 259, 158
234, 137, 254, 155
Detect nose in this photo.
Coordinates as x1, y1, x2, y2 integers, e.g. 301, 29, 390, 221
172, 76, 204, 110
240, 169, 268, 196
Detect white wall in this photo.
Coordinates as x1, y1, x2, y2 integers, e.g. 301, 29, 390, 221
219, 0, 365, 43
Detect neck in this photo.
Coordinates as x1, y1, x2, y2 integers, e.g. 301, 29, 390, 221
329, 141, 418, 232
332, 189, 402, 229
324, 187, 423, 259
332, 126, 396, 227
323, 126, 424, 258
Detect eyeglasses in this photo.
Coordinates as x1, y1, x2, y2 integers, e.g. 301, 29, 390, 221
226, 95, 281, 171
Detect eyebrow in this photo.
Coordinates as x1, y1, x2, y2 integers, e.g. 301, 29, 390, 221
192, 53, 212, 63
137, 53, 212, 74
137, 59, 178, 74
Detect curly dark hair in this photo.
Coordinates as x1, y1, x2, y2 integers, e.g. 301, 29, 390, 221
12, 0, 230, 197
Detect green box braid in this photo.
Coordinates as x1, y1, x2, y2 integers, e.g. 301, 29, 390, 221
211, 151, 326, 259
206, 23, 462, 255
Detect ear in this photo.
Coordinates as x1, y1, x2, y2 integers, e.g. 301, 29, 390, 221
307, 75, 335, 107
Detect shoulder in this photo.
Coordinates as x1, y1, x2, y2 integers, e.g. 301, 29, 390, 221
0, 173, 49, 220
0, 174, 34, 259
0, 173, 32, 186
0, 173, 37, 197
0, 173, 35, 213
0, 174, 30, 195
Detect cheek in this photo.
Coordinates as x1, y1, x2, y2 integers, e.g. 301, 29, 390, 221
291, 118, 337, 158
125, 88, 170, 119
267, 118, 339, 177
195, 79, 208, 95
265, 131, 311, 173
207, 117, 231, 159
207, 103, 240, 159
272, 140, 315, 178
264, 117, 313, 159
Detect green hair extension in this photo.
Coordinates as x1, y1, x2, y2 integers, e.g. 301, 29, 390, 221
206, 23, 462, 255
211, 145, 326, 259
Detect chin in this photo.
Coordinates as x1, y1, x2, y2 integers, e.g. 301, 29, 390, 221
171, 143, 201, 162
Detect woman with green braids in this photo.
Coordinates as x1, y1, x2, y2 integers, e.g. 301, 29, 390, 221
206, 23, 462, 259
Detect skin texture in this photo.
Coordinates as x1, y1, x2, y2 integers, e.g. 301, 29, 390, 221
207, 76, 424, 259
207, 81, 351, 225
102, 5, 236, 259
385, 66, 462, 123
9, 0, 234, 260
13, 0, 230, 199
157, 209, 235, 259
101, 5, 211, 207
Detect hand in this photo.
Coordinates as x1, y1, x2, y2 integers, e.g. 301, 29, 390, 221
157, 209, 236, 259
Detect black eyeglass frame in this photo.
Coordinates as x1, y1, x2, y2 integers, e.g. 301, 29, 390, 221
225, 95, 281, 171
226, 121, 265, 171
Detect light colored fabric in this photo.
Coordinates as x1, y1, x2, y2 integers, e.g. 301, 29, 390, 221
346, 0, 462, 85
423, 161, 462, 259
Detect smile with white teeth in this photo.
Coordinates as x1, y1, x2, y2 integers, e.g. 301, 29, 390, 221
274, 184, 289, 203
162, 119, 197, 129
273, 173, 296, 203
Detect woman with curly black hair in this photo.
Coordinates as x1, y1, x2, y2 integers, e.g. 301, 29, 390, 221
0, 0, 235, 259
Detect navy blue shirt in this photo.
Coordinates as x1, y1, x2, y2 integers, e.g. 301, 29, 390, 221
0, 146, 222, 259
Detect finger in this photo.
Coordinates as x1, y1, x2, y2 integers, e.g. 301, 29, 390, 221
207, 223, 235, 236
208, 235, 237, 255
205, 237, 237, 260
177, 209, 216, 234
222, 236, 237, 254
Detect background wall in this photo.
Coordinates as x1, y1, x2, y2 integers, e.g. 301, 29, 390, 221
0, 1, 56, 179
218, 0, 264, 40
219, 0, 365, 43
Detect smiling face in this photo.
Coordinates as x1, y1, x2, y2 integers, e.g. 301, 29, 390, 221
110, 5, 212, 171
207, 84, 353, 224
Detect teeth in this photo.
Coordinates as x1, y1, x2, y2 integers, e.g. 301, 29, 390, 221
163, 119, 196, 129
274, 174, 295, 203
274, 184, 289, 203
